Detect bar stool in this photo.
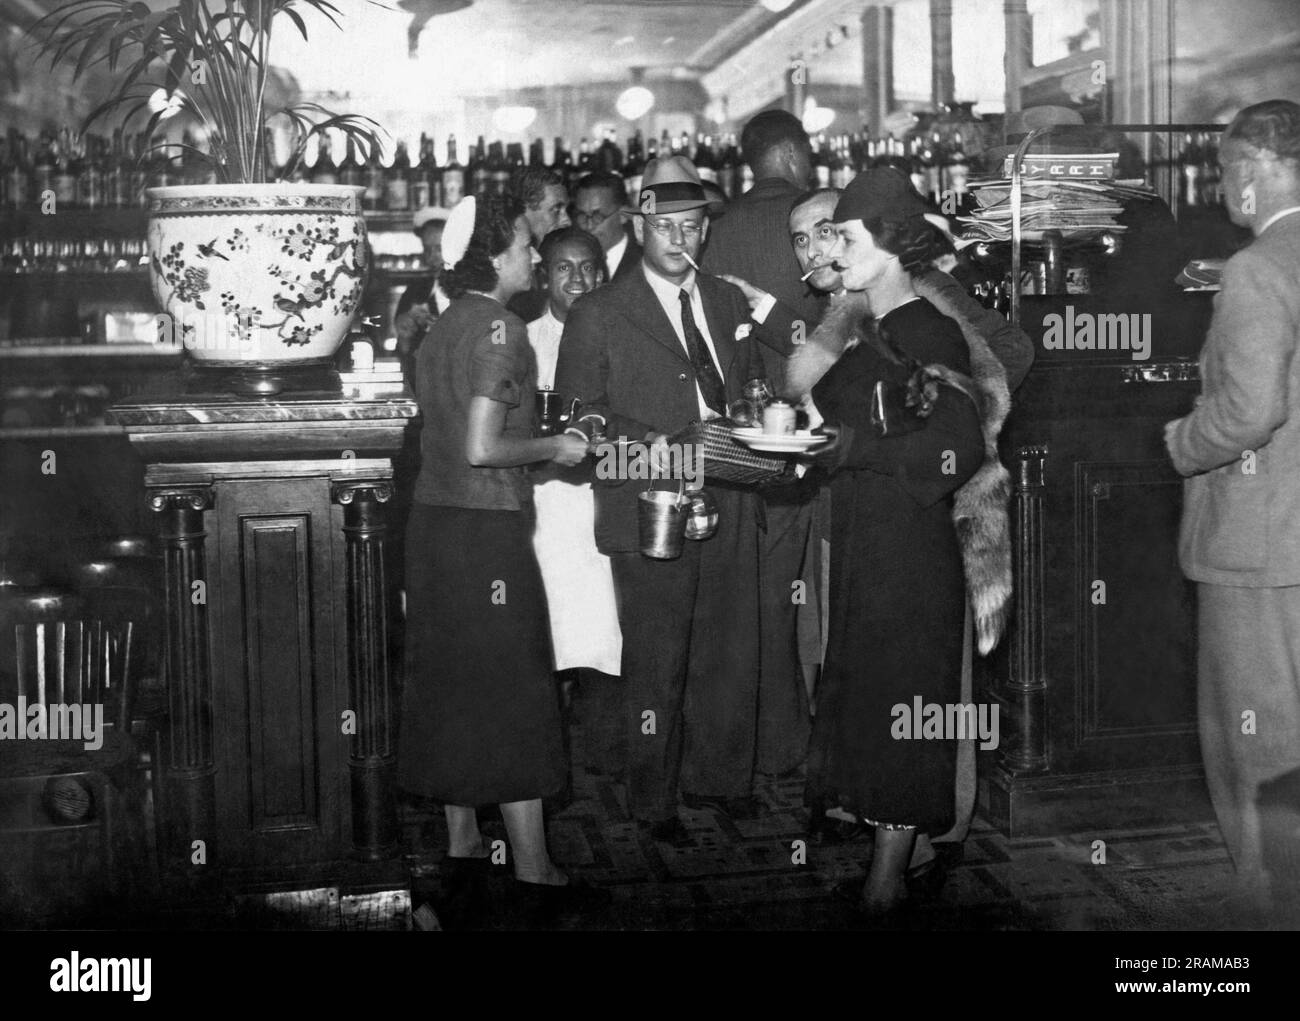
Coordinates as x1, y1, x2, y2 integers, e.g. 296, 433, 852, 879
0, 582, 148, 920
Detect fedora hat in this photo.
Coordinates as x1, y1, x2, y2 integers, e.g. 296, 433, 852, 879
624, 155, 709, 215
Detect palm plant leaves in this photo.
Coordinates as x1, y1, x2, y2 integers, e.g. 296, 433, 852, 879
28, 0, 386, 185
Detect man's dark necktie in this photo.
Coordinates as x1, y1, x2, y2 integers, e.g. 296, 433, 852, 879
678, 288, 727, 417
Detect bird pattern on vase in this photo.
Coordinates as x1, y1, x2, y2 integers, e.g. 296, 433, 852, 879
147, 214, 367, 349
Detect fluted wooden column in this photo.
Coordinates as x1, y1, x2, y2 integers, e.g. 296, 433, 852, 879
1002, 445, 1049, 774
333, 480, 398, 860
150, 484, 217, 871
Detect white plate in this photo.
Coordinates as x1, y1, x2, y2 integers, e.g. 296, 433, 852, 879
731, 428, 830, 453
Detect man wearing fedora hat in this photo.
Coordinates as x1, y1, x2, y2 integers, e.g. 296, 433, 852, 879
555, 155, 767, 845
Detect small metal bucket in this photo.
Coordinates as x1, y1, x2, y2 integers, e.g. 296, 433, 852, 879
637, 479, 689, 559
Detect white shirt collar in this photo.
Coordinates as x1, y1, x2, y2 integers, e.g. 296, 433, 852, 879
641, 262, 696, 303
606, 234, 628, 275
1259, 206, 1300, 235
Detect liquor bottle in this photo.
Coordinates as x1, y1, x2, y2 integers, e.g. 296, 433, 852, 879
442, 134, 465, 206
908, 137, 928, 196
577, 137, 593, 177
410, 134, 432, 209
659, 129, 672, 160
261, 126, 280, 182
53, 128, 80, 207
694, 133, 716, 183
507, 141, 526, 190
623, 130, 645, 205
528, 137, 546, 169
678, 131, 691, 158
716, 134, 736, 199
470, 135, 490, 195
1180, 132, 1201, 207
943, 130, 970, 210
925, 130, 944, 202
813, 134, 830, 188
1198, 132, 1221, 206
832, 135, 852, 188
339, 136, 365, 190
6, 131, 30, 210
362, 140, 384, 210
312, 131, 338, 185
78, 134, 104, 209
385, 140, 411, 210
488, 141, 510, 195
425, 137, 443, 207
102, 129, 125, 208
596, 129, 623, 174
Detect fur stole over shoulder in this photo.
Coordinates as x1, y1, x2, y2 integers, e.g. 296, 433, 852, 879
786, 290, 1013, 656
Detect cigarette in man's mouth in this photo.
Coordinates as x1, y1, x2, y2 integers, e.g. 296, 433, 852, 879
800, 262, 826, 281
681, 250, 701, 272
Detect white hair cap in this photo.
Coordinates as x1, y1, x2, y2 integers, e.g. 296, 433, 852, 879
440, 195, 477, 271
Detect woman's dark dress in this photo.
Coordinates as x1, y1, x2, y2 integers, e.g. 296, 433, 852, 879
398, 294, 565, 806
807, 297, 984, 834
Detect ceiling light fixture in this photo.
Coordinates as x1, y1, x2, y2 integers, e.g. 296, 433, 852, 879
802, 97, 835, 134
492, 106, 537, 134
616, 85, 655, 120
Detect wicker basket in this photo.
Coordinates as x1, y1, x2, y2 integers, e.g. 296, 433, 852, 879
671, 420, 796, 488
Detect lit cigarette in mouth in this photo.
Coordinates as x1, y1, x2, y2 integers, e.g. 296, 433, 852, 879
681, 250, 701, 272
801, 261, 830, 281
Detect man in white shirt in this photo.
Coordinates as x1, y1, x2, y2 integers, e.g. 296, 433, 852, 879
527, 227, 624, 776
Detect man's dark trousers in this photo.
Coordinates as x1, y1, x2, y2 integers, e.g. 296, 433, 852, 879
610, 483, 761, 822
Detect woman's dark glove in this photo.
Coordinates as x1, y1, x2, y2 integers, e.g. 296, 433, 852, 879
807, 422, 854, 473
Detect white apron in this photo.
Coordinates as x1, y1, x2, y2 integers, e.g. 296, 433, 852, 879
528, 311, 623, 675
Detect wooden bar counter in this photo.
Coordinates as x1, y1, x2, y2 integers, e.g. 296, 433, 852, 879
109, 379, 418, 885
983, 292, 1216, 835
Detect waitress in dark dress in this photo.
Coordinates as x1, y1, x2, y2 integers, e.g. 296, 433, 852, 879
399, 194, 589, 898
807, 169, 985, 916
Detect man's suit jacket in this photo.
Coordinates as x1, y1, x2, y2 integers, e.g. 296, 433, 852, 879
1167, 212, 1300, 586
700, 176, 826, 389
609, 223, 643, 281
555, 265, 758, 554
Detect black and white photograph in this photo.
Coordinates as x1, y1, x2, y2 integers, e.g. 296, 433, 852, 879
1, 0, 1299, 964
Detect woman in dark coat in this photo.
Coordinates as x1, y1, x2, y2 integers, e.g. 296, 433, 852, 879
807, 169, 985, 915
398, 194, 590, 899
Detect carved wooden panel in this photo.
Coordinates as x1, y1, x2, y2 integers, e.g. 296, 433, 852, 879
212, 476, 344, 865
1074, 460, 1197, 754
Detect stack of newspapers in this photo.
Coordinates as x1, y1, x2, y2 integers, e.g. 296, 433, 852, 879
956, 172, 1158, 247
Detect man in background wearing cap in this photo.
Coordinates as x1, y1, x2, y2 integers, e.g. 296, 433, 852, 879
556, 155, 766, 847
394, 206, 449, 376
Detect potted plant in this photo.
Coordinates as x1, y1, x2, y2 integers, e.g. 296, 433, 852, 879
32, 0, 387, 393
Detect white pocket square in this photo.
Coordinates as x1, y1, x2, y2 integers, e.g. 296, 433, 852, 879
734, 324, 753, 340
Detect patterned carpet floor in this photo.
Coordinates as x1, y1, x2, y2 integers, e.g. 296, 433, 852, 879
3, 696, 1276, 931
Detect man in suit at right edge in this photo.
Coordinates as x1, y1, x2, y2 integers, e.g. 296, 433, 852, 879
1164, 99, 1300, 926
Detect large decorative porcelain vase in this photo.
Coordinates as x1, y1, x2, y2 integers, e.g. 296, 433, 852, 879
145, 183, 368, 394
